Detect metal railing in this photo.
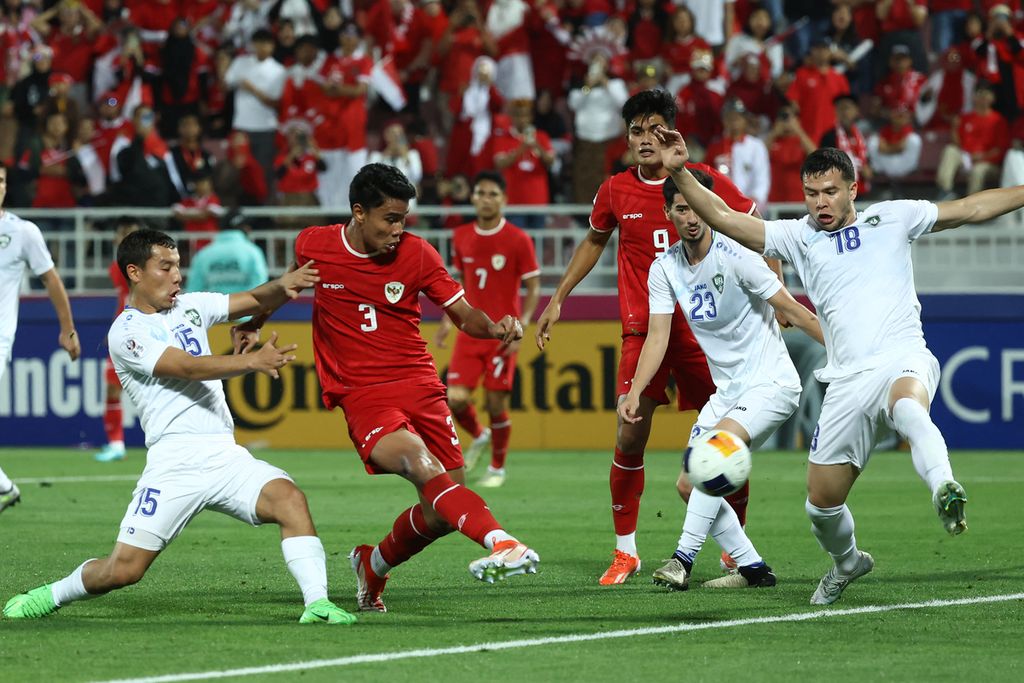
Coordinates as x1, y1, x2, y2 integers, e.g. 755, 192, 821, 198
12, 203, 1024, 294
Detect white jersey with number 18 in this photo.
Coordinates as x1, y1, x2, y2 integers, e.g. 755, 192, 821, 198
762, 199, 938, 383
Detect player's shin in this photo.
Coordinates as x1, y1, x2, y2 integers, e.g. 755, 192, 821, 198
489, 412, 511, 469
453, 404, 483, 438
806, 500, 861, 574
377, 505, 441, 570
281, 536, 328, 606
724, 480, 750, 526
422, 473, 508, 547
675, 488, 722, 569
104, 397, 124, 446
610, 448, 645, 554
52, 559, 100, 606
891, 398, 954, 493
708, 500, 762, 568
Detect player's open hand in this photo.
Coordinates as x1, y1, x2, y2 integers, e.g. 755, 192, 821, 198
491, 315, 523, 345
617, 392, 643, 424
231, 324, 260, 354
59, 329, 80, 361
280, 260, 320, 298
535, 301, 560, 350
651, 125, 689, 173
252, 331, 298, 379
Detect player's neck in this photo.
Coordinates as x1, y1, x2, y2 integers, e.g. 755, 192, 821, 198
125, 293, 158, 315
637, 163, 669, 181
682, 231, 713, 264
475, 215, 503, 231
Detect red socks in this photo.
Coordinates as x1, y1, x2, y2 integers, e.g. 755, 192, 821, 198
453, 404, 483, 438
103, 398, 123, 444
422, 472, 501, 547
377, 505, 442, 569
610, 448, 645, 535
725, 481, 750, 527
490, 412, 511, 469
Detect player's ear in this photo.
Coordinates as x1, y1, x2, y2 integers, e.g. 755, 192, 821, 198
848, 180, 858, 202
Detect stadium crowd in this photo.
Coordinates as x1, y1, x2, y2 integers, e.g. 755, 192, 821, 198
3, 0, 1024, 226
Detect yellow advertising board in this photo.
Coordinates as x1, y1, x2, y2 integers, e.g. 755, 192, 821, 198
209, 322, 696, 451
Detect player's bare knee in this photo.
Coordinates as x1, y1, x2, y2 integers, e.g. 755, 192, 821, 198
447, 395, 468, 413
404, 451, 446, 485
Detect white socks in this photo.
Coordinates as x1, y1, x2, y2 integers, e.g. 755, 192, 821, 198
484, 529, 515, 550
806, 500, 860, 574
709, 501, 762, 567
51, 560, 98, 606
615, 532, 637, 557
281, 536, 328, 606
891, 398, 954, 493
370, 546, 391, 577
677, 489, 762, 567
0, 466, 12, 491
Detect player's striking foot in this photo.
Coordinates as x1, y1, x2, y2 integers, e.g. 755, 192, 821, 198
349, 545, 388, 613
652, 556, 689, 591
0, 483, 21, 514
719, 551, 738, 574
469, 540, 539, 583
4, 584, 58, 619
599, 550, 641, 585
810, 551, 874, 605
93, 444, 126, 462
703, 562, 777, 589
477, 467, 505, 488
933, 480, 968, 536
298, 598, 357, 625
462, 428, 491, 472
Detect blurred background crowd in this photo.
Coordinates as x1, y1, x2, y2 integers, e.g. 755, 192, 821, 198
4, 0, 1024, 233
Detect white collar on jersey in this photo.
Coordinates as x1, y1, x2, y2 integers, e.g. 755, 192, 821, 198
636, 165, 668, 186
473, 218, 506, 236
340, 223, 372, 258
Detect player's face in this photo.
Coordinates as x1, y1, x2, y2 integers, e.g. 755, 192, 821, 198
664, 192, 708, 244
0, 167, 7, 207
352, 198, 409, 254
627, 114, 670, 169
471, 180, 506, 221
803, 170, 858, 231
130, 245, 182, 312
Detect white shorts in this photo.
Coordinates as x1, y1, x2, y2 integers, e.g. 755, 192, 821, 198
808, 350, 940, 469
688, 381, 801, 450
117, 436, 292, 551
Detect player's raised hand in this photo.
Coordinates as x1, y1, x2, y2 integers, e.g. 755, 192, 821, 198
231, 325, 260, 354
491, 315, 523, 346
280, 260, 320, 298
651, 125, 689, 173
251, 331, 298, 379
535, 301, 561, 350
617, 392, 644, 424
59, 329, 80, 360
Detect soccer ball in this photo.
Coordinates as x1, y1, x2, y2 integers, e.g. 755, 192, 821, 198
683, 429, 752, 497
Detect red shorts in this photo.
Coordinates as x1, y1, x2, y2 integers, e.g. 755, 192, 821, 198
446, 334, 516, 392
104, 357, 122, 387
617, 333, 715, 411
335, 380, 464, 475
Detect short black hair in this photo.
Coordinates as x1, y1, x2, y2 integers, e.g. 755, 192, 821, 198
116, 215, 144, 231
833, 93, 858, 107
472, 169, 506, 193
295, 34, 319, 49
251, 28, 274, 43
801, 147, 856, 183
349, 163, 417, 211
662, 168, 714, 206
622, 88, 677, 128
117, 229, 176, 280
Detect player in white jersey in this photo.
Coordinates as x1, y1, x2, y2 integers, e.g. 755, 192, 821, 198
619, 171, 824, 591
0, 161, 79, 515
4, 229, 356, 625
656, 132, 1017, 604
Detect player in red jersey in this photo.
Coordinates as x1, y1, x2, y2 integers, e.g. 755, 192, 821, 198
94, 217, 142, 463
434, 171, 541, 488
239, 164, 539, 613
536, 89, 767, 585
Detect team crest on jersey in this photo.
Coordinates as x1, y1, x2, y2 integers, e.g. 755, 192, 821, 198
491, 254, 506, 270
866, 215, 881, 226
0, 234, 10, 248
713, 274, 725, 294
122, 337, 145, 358
185, 308, 202, 327
385, 281, 405, 303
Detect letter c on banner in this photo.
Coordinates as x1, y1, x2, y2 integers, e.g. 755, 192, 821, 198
940, 347, 990, 424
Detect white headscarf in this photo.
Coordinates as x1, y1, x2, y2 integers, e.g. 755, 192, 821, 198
462, 56, 498, 156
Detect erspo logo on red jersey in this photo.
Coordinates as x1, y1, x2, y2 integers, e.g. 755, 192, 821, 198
621, 213, 644, 220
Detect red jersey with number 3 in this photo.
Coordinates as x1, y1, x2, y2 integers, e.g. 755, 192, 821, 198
590, 164, 756, 337
296, 224, 464, 405
452, 219, 540, 321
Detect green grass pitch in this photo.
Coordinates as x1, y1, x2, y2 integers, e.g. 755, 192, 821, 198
1, 448, 1022, 682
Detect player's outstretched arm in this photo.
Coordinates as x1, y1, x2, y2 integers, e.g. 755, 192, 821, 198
154, 331, 297, 381
653, 125, 768, 253
446, 298, 523, 344
39, 267, 80, 360
536, 229, 612, 350
766, 287, 824, 345
617, 313, 672, 424
933, 185, 1024, 232
228, 260, 320, 320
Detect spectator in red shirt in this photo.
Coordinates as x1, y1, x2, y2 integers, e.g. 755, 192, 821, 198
931, 1, 973, 57
972, 4, 1024, 120
19, 111, 76, 210
876, 0, 929, 77
725, 53, 782, 127
203, 46, 235, 140
868, 104, 923, 187
365, 0, 434, 114
173, 171, 224, 255
765, 104, 816, 204
30, 1, 102, 106
786, 40, 851, 146
448, 56, 503, 180
274, 121, 326, 227
916, 45, 976, 131
819, 94, 873, 194
41, 73, 81, 148
492, 99, 554, 228
626, 0, 669, 63
937, 82, 1010, 196
487, 0, 536, 101
213, 130, 269, 207
662, 5, 710, 95
436, 0, 491, 125
675, 49, 725, 154
171, 113, 214, 195
875, 44, 927, 114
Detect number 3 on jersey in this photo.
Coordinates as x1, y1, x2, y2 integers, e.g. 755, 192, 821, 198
359, 304, 378, 332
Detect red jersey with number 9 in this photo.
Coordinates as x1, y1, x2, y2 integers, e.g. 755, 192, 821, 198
589, 164, 756, 337
296, 224, 465, 406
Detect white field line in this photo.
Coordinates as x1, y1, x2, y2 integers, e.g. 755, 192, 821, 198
94, 592, 1024, 683
16, 475, 138, 484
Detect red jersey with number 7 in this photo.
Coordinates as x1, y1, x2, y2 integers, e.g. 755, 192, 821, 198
452, 218, 540, 321
590, 164, 756, 337
296, 224, 465, 405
